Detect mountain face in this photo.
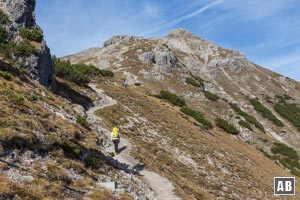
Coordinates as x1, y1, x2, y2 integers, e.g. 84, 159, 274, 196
1, 2, 300, 198
64, 28, 300, 148
0, 0, 54, 86
62, 29, 300, 199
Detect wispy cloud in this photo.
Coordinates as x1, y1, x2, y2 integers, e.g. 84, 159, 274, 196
36, 0, 300, 80
138, 0, 224, 36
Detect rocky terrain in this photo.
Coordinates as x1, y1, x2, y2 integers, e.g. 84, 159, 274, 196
0, 0, 54, 87
63, 29, 300, 199
2, 0, 300, 199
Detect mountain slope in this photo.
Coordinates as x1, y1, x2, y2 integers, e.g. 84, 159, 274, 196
63, 29, 300, 199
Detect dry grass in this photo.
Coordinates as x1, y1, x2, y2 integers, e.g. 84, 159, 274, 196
94, 81, 300, 199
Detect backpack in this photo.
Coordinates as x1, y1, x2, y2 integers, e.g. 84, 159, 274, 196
112, 131, 119, 139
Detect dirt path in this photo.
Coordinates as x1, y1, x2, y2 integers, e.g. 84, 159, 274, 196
87, 83, 181, 200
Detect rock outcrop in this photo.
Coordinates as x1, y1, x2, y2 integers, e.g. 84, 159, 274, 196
103, 35, 142, 47
0, 0, 54, 87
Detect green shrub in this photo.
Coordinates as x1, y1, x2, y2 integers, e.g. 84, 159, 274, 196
0, 25, 5, 43
249, 98, 284, 127
0, 10, 10, 24
283, 94, 292, 100
180, 107, 213, 130
0, 70, 12, 80
271, 142, 300, 176
238, 120, 253, 131
0, 40, 14, 59
229, 103, 265, 132
158, 90, 186, 107
30, 94, 39, 101
274, 103, 300, 127
271, 143, 298, 161
215, 118, 239, 135
204, 91, 219, 101
185, 77, 203, 88
8, 94, 25, 104
19, 27, 43, 42
61, 140, 82, 159
53, 57, 113, 85
100, 69, 114, 77
84, 156, 97, 168
13, 40, 36, 57
265, 96, 273, 104
76, 116, 89, 129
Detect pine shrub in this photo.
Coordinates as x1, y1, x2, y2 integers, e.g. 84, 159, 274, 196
215, 118, 239, 135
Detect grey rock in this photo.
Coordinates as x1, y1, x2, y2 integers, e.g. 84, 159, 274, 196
73, 104, 87, 117
98, 181, 117, 192
103, 35, 143, 47
138, 47, 178, 81
139, 51, 155, 64
0, 0, 54, 87
0, 0, 35, 28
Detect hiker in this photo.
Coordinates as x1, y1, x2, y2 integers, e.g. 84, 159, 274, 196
111, 127, 120, 154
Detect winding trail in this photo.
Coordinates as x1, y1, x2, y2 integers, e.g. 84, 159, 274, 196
87, 83, 181, 200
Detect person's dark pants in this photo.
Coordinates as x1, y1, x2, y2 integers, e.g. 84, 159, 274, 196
112, 139, 119, 154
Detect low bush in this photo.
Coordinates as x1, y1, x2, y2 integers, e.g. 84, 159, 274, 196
0, 25, 5, 43
19, 27, 43, 42
13, 40, 36, 57
76, 116, 89, 129
0, 70, 12, 80
204, 91, 219, 101
238, 120, 253, 131
1, 40, 36, 60
157, 90, 186, 107
180, 107, 213, 130
283, 94, 293, 100
61, 140, 82, 159
185, 77, 203, 88
53, 57, 113, 85
271, 143, 299, 160
30, 94, 39, 101
274, 103, 300, 127
100, 69, 114, 77
0, 10, 10, 24
215, 118, 239, 135
8, 93, 24, 104
84, 156, 97, 168
229, 103, 265, 132
271, 142, 300, 176
249, 98, 284, 127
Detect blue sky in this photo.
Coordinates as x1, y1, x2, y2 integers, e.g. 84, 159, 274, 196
36, 0, 300, 80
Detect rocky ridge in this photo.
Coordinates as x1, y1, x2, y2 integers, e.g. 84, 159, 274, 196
0, 0, 54, 86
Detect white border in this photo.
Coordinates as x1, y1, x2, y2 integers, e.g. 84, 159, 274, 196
274, 177, 295, 196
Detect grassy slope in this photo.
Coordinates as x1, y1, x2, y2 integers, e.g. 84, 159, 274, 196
94, 79, 300, 199
0, 62, 125, 199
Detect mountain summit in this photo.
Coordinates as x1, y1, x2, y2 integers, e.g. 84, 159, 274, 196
61, 29, 300, 198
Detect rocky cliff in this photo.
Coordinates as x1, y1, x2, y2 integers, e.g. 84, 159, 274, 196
0, 0, 54, 87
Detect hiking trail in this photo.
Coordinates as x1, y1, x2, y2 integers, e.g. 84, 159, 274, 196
87, 83, 181, 200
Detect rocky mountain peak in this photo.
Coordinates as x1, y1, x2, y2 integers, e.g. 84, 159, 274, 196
167, 28, 193, 37
103, 35, 143, 47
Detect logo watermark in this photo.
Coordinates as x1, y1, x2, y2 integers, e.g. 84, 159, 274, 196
274, 177, 295, 195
